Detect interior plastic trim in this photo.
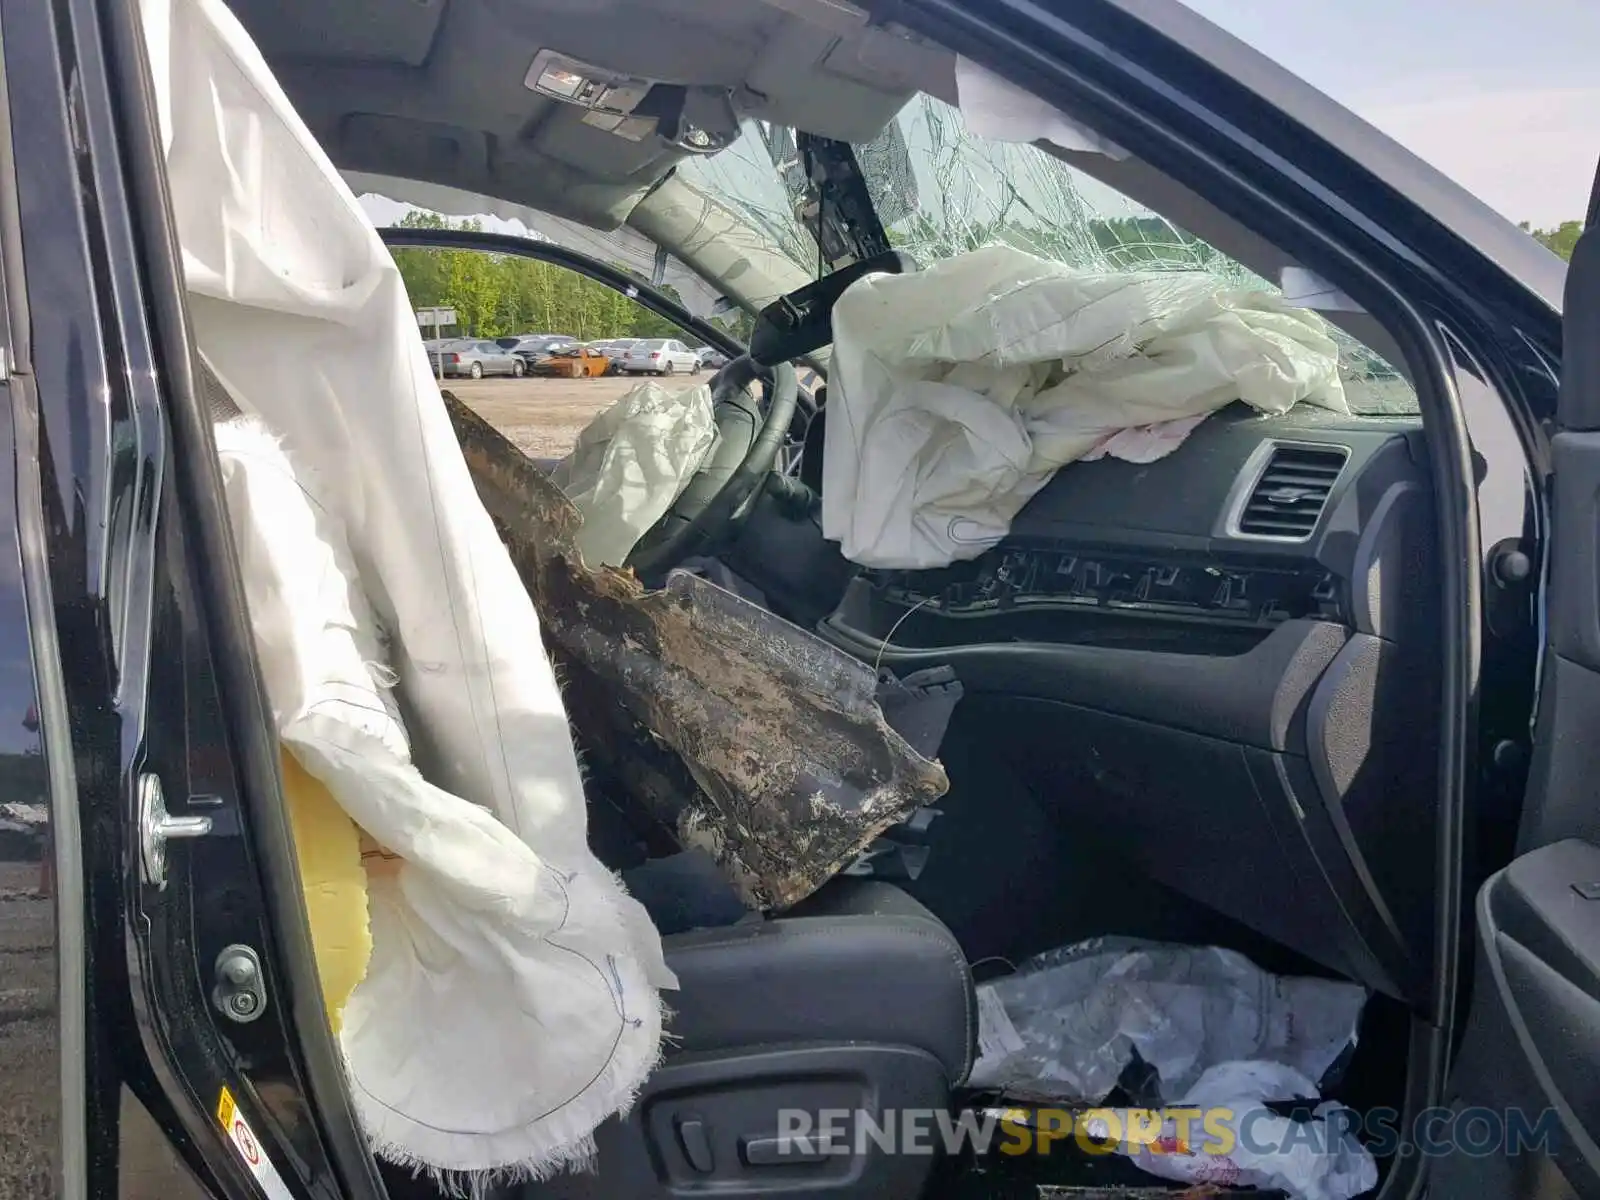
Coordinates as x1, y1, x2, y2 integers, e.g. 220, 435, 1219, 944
821, 611, 1348, 752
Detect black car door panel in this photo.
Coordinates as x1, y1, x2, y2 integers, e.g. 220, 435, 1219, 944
1438, 206, 1600, 1199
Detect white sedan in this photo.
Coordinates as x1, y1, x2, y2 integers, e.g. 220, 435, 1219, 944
618, 338, 702, 376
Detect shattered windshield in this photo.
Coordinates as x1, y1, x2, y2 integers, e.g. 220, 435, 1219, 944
679, 94, 1418, 416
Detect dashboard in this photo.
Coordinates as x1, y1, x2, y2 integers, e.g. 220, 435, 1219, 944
828, 403, 1432, 644
809, 401, 1442, 1003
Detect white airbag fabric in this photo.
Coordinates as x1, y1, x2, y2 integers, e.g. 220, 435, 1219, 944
822, 246, 1349, 569
142, 0, 673, 1183
955, 56, 1130, 160
551, 382, 716, 568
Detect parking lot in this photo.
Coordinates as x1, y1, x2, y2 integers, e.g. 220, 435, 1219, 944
443, 373, 705, 459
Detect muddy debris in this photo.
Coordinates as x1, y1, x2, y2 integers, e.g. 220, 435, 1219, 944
445, 391, 948, 910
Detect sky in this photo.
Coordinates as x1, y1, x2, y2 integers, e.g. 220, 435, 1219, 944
1178, 0, 1599, 227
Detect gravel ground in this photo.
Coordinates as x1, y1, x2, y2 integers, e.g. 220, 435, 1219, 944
0, 860, 55, 1197
0, 858, 210, 1197
443, 373, 705, 459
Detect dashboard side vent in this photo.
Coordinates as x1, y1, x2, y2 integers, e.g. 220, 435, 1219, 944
1236, 444, 1349, 539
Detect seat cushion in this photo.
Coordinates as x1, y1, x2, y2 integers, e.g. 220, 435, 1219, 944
280, 749, 371, 1035
661, 880, 975, 1083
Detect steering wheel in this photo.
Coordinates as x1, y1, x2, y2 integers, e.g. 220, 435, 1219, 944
625, 355, 799, 579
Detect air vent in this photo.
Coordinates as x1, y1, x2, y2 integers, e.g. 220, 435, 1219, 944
1235, 444, 1349, 540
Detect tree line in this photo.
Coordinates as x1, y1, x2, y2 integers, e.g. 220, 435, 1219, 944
1522, 221, 1581, 261
387, 211, 734, 342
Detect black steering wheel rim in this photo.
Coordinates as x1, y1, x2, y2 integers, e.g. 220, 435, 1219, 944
625, 356, 799, 578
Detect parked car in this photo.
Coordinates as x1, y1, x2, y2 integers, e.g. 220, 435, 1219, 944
528, 345, 610, 378
495, 331, 562, 347
696, 346, 729, 370
434, 339, 524, 378
597, 337, 640, 374
618, 338, 701, 376
497, 333, 577, 366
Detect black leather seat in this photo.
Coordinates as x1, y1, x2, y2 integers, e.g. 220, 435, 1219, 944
529, 879, 975, 1200
665, 880, 974, 1083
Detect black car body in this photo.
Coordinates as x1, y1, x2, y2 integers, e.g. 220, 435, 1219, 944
3, 0, 1599, 1197
497, 333, 579, 367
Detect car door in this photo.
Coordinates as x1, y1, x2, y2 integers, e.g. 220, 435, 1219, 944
479, 341, 507, 374
1432, 179, 1600, 1198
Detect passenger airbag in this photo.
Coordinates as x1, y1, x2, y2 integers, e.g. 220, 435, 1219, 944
821, 245, 1348, 569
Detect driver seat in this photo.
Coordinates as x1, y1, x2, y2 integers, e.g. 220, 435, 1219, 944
528, 878, 976, 1200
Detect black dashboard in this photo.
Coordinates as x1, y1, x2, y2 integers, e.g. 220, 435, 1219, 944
808, 401, 1442, 1005
827, 402, 1433, 646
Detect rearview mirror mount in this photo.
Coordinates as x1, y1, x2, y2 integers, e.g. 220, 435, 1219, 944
748, 251, 917, 367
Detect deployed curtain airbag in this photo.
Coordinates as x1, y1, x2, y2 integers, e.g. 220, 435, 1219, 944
141, 0, 673, 1183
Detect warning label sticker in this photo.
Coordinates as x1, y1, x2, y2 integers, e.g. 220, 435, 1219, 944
216, 1086, 297, 1200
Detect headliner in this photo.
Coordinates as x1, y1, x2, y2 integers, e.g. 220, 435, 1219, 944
228, 0, 950, 230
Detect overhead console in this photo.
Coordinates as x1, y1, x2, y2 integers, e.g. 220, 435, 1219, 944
524, 49, 743, 155
818, 404, 1443, 1007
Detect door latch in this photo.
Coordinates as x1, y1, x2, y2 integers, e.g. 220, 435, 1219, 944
138, 772, 213, 890
213, 944, 268, 1023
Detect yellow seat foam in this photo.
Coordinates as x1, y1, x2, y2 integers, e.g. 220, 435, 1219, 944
280, 749, 372, 1034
